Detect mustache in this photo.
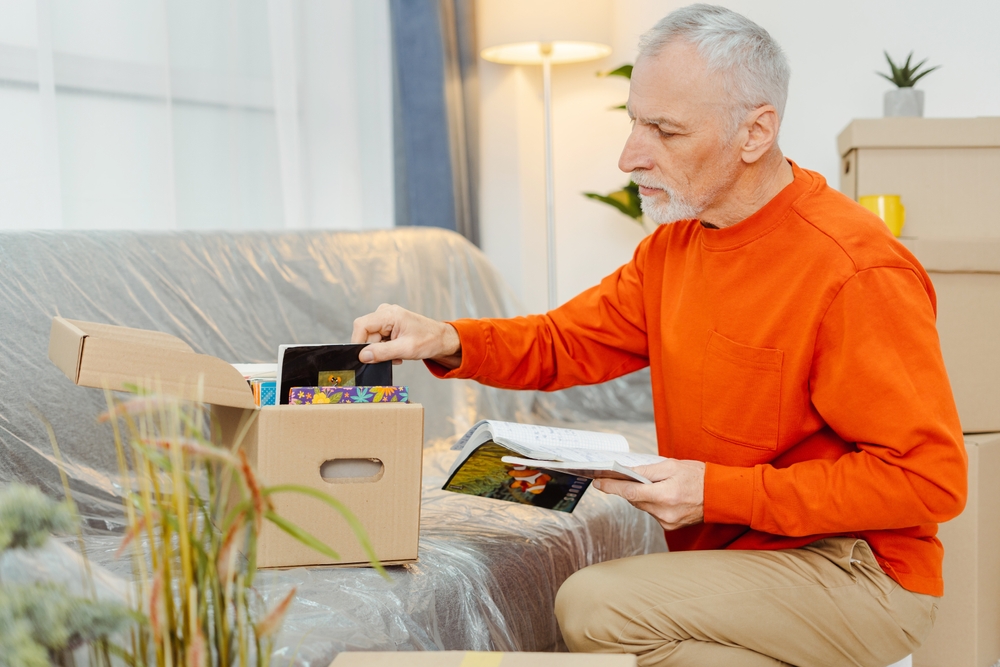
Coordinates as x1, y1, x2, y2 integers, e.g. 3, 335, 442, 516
630, 171, 668, 191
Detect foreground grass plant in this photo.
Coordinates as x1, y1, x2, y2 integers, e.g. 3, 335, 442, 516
101, 387, 386, 667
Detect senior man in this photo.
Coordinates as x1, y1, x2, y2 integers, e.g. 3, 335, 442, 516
353, 5, 967, 666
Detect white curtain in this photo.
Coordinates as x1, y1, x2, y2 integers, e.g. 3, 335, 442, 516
0, 0, 394, 231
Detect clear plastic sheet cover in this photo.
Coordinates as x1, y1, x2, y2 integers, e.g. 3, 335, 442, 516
0, 228, 665, 663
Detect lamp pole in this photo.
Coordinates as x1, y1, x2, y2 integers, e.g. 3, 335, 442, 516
540, 43, 557, 310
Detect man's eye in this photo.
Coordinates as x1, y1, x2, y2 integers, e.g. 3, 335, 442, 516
658, 129, 675, 138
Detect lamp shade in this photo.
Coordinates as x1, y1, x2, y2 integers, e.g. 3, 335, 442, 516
478, 0, 612, 65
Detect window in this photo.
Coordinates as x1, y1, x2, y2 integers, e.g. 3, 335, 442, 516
0, 0, 394, 231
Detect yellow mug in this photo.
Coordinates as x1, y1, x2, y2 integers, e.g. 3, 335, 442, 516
859, 194, 905, 237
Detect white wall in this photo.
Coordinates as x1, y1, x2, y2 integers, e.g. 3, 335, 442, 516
478, 0, 1000, 313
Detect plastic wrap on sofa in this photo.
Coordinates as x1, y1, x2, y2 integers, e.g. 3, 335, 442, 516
0, 227, 665, 662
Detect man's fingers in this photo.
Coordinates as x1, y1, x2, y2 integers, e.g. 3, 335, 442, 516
351, 304, 400, 345
593, 478, 646, 503
359, 339, 410, 364
351, 314, 385, 344
630, 461, 675, 483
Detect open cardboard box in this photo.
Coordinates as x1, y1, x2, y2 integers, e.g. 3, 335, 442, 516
47, 317, 423, 569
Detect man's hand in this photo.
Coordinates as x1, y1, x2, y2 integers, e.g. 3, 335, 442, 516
351, 304, 463, 369
594, 459, 706, 531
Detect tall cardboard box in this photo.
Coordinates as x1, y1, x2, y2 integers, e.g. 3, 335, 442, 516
837, 117, 1000, 238
837, 118, 1000, 432
914, 433, 1000, 667
898, 238, 1000, 433
48, 317, 423, 569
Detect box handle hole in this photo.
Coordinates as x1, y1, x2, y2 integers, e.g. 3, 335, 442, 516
320, 458, 384, 483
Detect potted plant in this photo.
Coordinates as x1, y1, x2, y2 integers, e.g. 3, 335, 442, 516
878, 51, 940, 117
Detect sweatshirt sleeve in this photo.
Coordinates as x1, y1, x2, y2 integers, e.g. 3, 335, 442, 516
704, 266, 967, 535
423, 234, 654, 391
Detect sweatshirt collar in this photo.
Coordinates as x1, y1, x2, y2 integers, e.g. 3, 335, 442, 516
699, 160, 814, 251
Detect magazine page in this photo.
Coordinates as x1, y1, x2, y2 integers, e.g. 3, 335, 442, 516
486, 420, 629, 451
443, 443, 591, 513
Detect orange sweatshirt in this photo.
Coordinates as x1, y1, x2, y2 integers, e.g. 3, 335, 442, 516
429, 163, 967, 596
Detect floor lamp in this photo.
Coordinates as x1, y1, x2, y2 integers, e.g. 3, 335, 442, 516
478, 0, 612, 310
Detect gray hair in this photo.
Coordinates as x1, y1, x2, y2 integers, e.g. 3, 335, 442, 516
638, 4, 790, 129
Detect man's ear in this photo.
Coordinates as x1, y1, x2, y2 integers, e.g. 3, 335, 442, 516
740, 105, 780, 164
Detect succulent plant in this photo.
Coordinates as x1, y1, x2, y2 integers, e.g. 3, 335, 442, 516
877, 51, 940, 88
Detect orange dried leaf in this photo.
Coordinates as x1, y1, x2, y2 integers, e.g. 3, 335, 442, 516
239, 449, 273, 522
186, 627, 208, 667
149, 569, 165, 645
218, 519, 246, 583
98, 395, 179, 422
114, 513, 151, 559
254, 587, 297, 639
141, 436, 240, 467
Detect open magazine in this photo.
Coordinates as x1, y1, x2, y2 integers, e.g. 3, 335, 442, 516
442, 420, 665, 513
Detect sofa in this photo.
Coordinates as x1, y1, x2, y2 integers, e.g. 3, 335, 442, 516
0, 227, 665, 665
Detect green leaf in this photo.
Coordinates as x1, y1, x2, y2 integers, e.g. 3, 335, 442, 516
908, 64, 941, 86
600, 64, 633, 79
584, 190, 642, 220
610, 103, 627, 111
264, 511, 340, 561
263, 484, 389, 578
910, 57, 928, 76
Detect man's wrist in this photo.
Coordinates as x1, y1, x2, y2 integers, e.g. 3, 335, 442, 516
430, 323, 463, 370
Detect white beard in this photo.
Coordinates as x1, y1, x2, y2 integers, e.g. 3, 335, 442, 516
638, 190, 700, 225
630, 171, 722, 225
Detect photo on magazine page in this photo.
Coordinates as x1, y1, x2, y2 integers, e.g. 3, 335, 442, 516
443, 442, 592, 512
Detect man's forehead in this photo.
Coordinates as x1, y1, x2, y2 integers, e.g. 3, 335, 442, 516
627, 43, 724, 125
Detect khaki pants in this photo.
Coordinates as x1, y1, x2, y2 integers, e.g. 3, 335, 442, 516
555, 538, 937, 667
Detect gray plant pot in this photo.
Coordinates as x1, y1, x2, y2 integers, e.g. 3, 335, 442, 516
884, 88, 925, 117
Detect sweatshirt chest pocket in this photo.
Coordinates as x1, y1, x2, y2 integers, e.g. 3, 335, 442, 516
701, 332, 784, 450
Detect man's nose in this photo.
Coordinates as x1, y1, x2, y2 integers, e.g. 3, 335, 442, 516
618, 127, 653, 174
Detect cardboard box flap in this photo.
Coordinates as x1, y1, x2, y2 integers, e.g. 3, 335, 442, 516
48, 317, 89, 383
899, 238, 1000, 273
48, 317, 256, 409
838, 117, 1000, 156
66, 318, 197, 353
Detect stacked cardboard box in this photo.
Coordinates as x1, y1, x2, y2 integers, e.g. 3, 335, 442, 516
838, 118, 1000, 667
48, 317, 424, 569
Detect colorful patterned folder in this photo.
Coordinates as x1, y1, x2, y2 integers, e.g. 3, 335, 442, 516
287, 386, 409, 405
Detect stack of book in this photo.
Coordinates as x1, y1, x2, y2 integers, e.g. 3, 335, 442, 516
232, 344, 409, 407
